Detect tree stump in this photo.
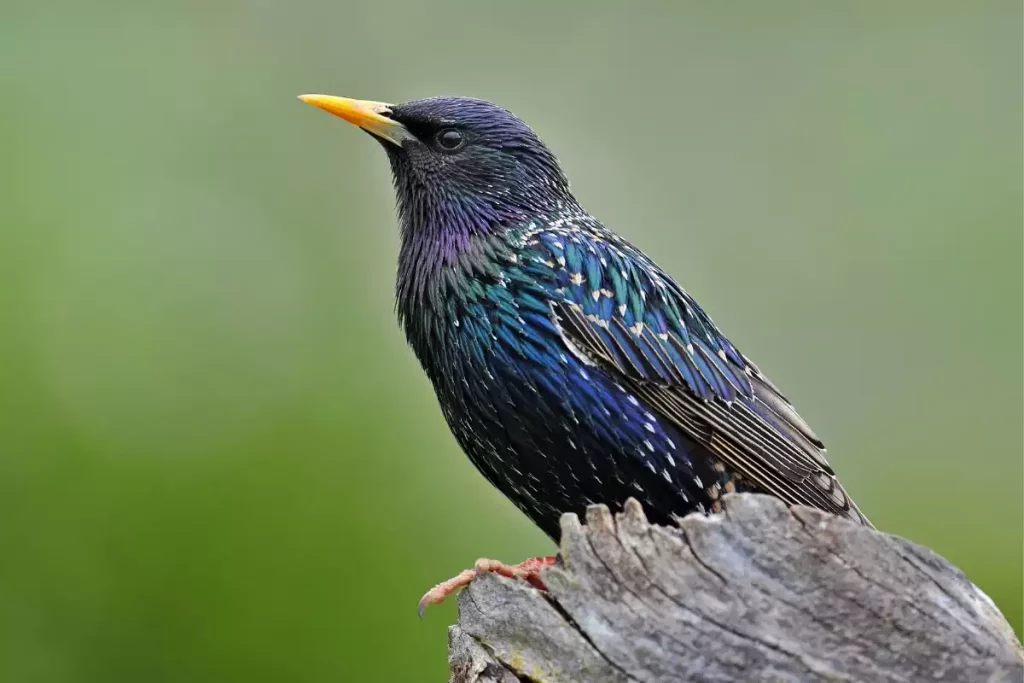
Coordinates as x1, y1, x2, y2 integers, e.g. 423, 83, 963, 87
447, 493, 1022, 682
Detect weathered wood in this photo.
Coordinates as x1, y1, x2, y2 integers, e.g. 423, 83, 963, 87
448, 493, 1022, 683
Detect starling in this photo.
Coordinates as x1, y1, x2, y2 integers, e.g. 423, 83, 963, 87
299, 94, 870, 611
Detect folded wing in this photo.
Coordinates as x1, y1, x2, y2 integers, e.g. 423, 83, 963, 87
524, 225, 870, 525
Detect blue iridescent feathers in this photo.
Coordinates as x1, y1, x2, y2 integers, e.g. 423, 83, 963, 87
371, 96, 868, 538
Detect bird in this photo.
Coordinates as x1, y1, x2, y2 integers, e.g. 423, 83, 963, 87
298, 93, 870, 613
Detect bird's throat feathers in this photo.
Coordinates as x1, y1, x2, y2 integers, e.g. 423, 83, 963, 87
393, 195, 512, 362
391, 163, 577, 353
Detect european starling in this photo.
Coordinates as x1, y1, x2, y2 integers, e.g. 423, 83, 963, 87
299, 94, 870, 610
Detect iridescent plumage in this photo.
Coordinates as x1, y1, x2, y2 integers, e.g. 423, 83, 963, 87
329, 95, 869, 539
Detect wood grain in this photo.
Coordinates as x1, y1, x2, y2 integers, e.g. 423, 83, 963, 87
448, 493, 1022, 682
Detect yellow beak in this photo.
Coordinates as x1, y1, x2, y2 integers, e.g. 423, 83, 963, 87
298, 94, 411, 146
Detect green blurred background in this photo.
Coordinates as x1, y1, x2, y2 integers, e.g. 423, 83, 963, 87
2, 1, 1021, 680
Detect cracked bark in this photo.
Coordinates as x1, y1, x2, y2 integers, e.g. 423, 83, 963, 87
447, 493, 1022, 683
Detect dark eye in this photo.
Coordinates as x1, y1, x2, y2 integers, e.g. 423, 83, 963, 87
435, 128, 464, 151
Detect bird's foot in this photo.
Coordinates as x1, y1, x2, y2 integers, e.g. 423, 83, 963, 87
417, 555, 558, 617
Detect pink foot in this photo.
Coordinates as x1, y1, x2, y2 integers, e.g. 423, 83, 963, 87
417, 555, 557, 617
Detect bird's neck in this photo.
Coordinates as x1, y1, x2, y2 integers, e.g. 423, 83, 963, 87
394, 215, 507, 364
392, 181, 585, 362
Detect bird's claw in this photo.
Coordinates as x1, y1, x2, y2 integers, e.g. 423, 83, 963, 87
417, 567, 477, 618
417, 555, 558, 618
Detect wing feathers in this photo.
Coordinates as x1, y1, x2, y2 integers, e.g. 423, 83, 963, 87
543, 239, 868, 526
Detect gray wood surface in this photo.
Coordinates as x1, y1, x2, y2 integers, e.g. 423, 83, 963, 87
448, 493, 1022, 682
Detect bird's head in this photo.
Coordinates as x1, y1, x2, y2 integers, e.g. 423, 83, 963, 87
299, 94, 576, 245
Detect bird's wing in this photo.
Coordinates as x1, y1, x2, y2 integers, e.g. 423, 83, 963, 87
521, 226, 869, 525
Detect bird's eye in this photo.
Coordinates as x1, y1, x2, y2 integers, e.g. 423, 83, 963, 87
435, 128, 464, 151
